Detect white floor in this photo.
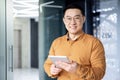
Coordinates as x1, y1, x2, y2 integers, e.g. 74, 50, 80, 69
14, 68, 39, 80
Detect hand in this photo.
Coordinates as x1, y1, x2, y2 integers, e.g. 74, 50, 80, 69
50, 64, 62, 75
55, 61, 78, 73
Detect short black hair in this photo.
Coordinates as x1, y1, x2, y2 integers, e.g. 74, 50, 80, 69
63, 4, 85, 16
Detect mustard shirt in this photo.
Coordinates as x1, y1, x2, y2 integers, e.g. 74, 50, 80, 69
44, 32, 106, 80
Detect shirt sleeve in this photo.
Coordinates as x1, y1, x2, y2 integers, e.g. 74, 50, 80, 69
44, 58, 59, 78
43, 40, 59, 78
75, 39, 106, 80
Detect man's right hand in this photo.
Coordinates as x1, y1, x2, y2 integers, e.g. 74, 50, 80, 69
50, 64, 62, 75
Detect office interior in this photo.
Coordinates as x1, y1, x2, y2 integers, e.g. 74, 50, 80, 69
0, 0, 120, 80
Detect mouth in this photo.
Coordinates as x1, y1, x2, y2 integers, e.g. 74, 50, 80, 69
70, 26, 76, 29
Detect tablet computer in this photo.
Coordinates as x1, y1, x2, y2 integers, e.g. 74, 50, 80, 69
48, 55, 70, 63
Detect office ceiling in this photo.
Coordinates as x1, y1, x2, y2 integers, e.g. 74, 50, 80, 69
13, 0, 39, 18
13, 0, 65, 18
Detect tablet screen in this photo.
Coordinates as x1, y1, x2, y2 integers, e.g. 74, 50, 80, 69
48, 56, 70, 63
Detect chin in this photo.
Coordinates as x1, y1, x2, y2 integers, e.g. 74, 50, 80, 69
70, 32, 77, 34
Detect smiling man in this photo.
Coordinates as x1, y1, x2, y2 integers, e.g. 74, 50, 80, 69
44, 4, 106, 80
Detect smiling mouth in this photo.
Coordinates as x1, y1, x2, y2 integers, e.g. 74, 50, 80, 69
70, 26, 76, 29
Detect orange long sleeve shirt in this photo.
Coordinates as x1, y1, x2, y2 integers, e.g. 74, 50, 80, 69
44, 32, 106, 80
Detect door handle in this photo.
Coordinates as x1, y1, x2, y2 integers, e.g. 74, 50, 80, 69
9, 45, 13, 72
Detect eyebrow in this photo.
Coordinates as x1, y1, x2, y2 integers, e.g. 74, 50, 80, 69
65, 15, 81, 18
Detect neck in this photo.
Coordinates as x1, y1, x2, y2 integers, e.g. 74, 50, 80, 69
68, 32, 82, 40
69, 35, 76, 40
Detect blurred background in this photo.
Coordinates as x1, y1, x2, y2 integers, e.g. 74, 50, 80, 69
0, 0, 120, 80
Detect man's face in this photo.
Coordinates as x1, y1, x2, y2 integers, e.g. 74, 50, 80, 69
63, 9, 85, 35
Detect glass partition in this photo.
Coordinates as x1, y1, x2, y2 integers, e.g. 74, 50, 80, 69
39, 0, 65, 80
92, 0, 120, 80
0, 0, 6, 80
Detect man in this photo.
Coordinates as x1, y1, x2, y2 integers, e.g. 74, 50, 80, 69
44, 4, 106, 80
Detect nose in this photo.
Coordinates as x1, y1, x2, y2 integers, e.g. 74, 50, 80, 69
70, 18, 76, 24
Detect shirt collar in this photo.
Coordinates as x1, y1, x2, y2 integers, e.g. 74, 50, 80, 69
66, 31, 85, 41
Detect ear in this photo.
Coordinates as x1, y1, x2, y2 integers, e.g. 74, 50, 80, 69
63, 18, 65, 24
83, 16, 86, 23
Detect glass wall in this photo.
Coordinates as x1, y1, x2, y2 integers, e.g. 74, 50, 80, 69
39, 0, 65, 80
92, 0, 120, 80
0, 0, 6, 80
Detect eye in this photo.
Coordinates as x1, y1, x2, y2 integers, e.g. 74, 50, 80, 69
74, 17, 80, 20
66, 17, 72, 20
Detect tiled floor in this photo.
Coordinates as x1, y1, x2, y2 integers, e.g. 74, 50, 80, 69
14, 68, 39, 80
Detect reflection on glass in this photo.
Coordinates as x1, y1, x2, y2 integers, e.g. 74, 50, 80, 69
92, 0, 120, 80
13, 0, 39, 80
